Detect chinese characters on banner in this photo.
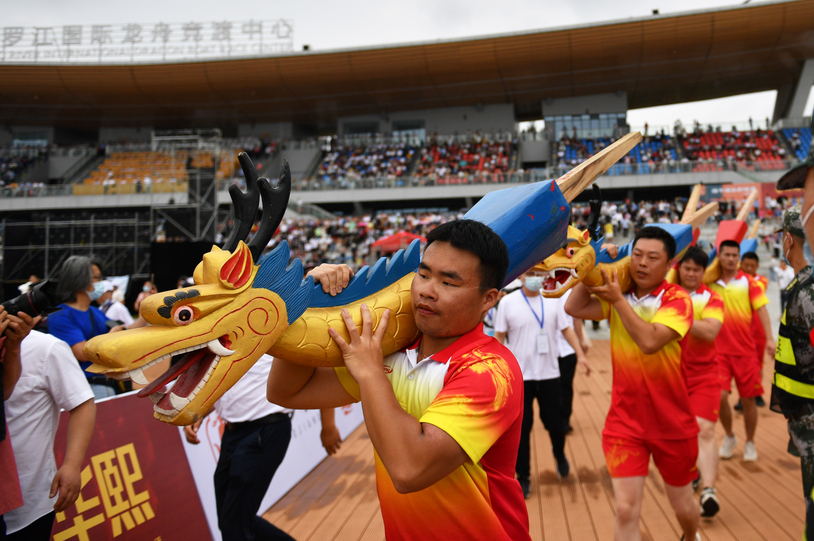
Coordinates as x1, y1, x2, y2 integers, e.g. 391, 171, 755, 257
50, 393, 211, 541
1, 20, 294, 64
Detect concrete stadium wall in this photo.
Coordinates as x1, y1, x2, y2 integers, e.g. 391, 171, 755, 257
0, 192, 185, 212
277, 146, 321, 178
49, 154, 86, 179
542, 92, 628, 116
237, 122, 294, 140
0, 126, 11, 146
99, 127, 153, 144
337, 104, 517, 136
520, 140, 552, 163
1, 170, 766, 213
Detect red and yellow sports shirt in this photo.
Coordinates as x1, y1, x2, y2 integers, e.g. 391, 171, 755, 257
599, 281, 698, 440
709, 270, 769, 358
681, 284, 725, 385
334, 323, 530, 541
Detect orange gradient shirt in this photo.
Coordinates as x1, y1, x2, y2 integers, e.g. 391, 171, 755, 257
709, 270, 769, 358
334, 324, 530, 541
599, 281, 698, 440
680, 284, 724, 384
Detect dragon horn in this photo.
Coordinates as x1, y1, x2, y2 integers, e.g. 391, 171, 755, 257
556, 131, 642, 203
247, 160, 292, 262
222, 153, 261, 253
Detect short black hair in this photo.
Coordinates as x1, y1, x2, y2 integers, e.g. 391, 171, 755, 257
719, 239, 740, 253
741, 251, 759, 263
679, 246, 709, 268
425, 219, 509, 290
632, 226, 676, 260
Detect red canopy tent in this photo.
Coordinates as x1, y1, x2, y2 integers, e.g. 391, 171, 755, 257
371, 231, 426, 252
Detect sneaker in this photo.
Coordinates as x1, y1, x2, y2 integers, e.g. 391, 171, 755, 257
519, 477, 531, 499
755, 395, 766, 407
556, 456, 570, 478
700, 487, 720, 517
743, 441, 758, 462
692, 472, 702, 493
734, 399, 743, 411
719, 434, 738, 459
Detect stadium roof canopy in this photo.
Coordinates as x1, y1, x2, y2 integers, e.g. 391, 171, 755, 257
1, 0, 813, 131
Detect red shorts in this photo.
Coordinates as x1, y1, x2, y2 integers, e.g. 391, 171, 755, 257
603, 435, 698, 487
717, 354, 764, 398
687, 379, 721, 422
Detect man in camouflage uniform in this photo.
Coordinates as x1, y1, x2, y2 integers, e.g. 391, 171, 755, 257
770, 206, 814, 538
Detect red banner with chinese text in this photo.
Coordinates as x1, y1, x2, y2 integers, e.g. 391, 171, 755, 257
50, 393, 211, 541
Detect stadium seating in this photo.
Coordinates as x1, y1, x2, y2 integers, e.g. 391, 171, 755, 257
415, 139, 510, 178
782, 127, 812, 161
681, 129, 787, 172
554, 135, 679, 175
316, 143, 416, 183
0, 152, 43, 183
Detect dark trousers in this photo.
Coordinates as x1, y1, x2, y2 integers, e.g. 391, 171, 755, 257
5, 511, 54, 541
516, 379, 566, 480
558, 354, 578, 429
214, 418, 295, 541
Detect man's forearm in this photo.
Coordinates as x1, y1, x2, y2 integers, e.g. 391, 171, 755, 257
64, 399, 96, 469
267, 358, 316, 405
562, 327, 584, 358
356, 371, 431, 486
565, 283, 596, 319
757, 306, 774, 347
612, 299, 666, 354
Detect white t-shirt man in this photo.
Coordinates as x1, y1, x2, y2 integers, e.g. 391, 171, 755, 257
774, 263, 796, 291
556, 289, 576, 358
4, 331, 94, 533
494, 289, 568, 381
215, 355, 290, 423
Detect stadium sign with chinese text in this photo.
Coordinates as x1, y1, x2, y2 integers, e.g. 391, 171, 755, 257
51, 393, 212, 540
1, 20, 293, 64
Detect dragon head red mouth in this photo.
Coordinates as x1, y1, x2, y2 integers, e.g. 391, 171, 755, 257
541, 268, 578, 293
126, 335, 234, 417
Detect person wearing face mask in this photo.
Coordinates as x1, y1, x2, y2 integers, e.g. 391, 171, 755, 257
134, 281, 156, 313
768, 207, 814, 529
494, 266, 590, 497
46, 256, 145, 400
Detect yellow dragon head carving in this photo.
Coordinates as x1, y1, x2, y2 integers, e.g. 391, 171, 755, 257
536, 225, 601, 297
85, 155, 300, 425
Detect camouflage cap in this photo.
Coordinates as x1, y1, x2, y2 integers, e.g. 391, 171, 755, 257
777, 205, 806, 238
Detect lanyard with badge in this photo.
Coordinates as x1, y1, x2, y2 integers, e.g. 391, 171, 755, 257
521, 291, 549, 354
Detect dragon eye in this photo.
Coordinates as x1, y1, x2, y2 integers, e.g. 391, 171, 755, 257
566, 247, 576, 258
173, 306, 196, 326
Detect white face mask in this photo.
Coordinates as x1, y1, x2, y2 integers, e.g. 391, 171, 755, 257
88, 281, 106, 302
524, 276, 544, 292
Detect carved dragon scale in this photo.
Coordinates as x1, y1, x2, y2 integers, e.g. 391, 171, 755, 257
85, 133, 643, 426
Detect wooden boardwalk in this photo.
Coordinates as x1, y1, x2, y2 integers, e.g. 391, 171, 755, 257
262, 340, 805, 540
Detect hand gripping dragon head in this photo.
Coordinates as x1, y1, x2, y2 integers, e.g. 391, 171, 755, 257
537, 185, 605, 297
84, 154, 299, 426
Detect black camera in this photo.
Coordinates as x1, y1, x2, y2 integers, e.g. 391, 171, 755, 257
1, 280, 61, 319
